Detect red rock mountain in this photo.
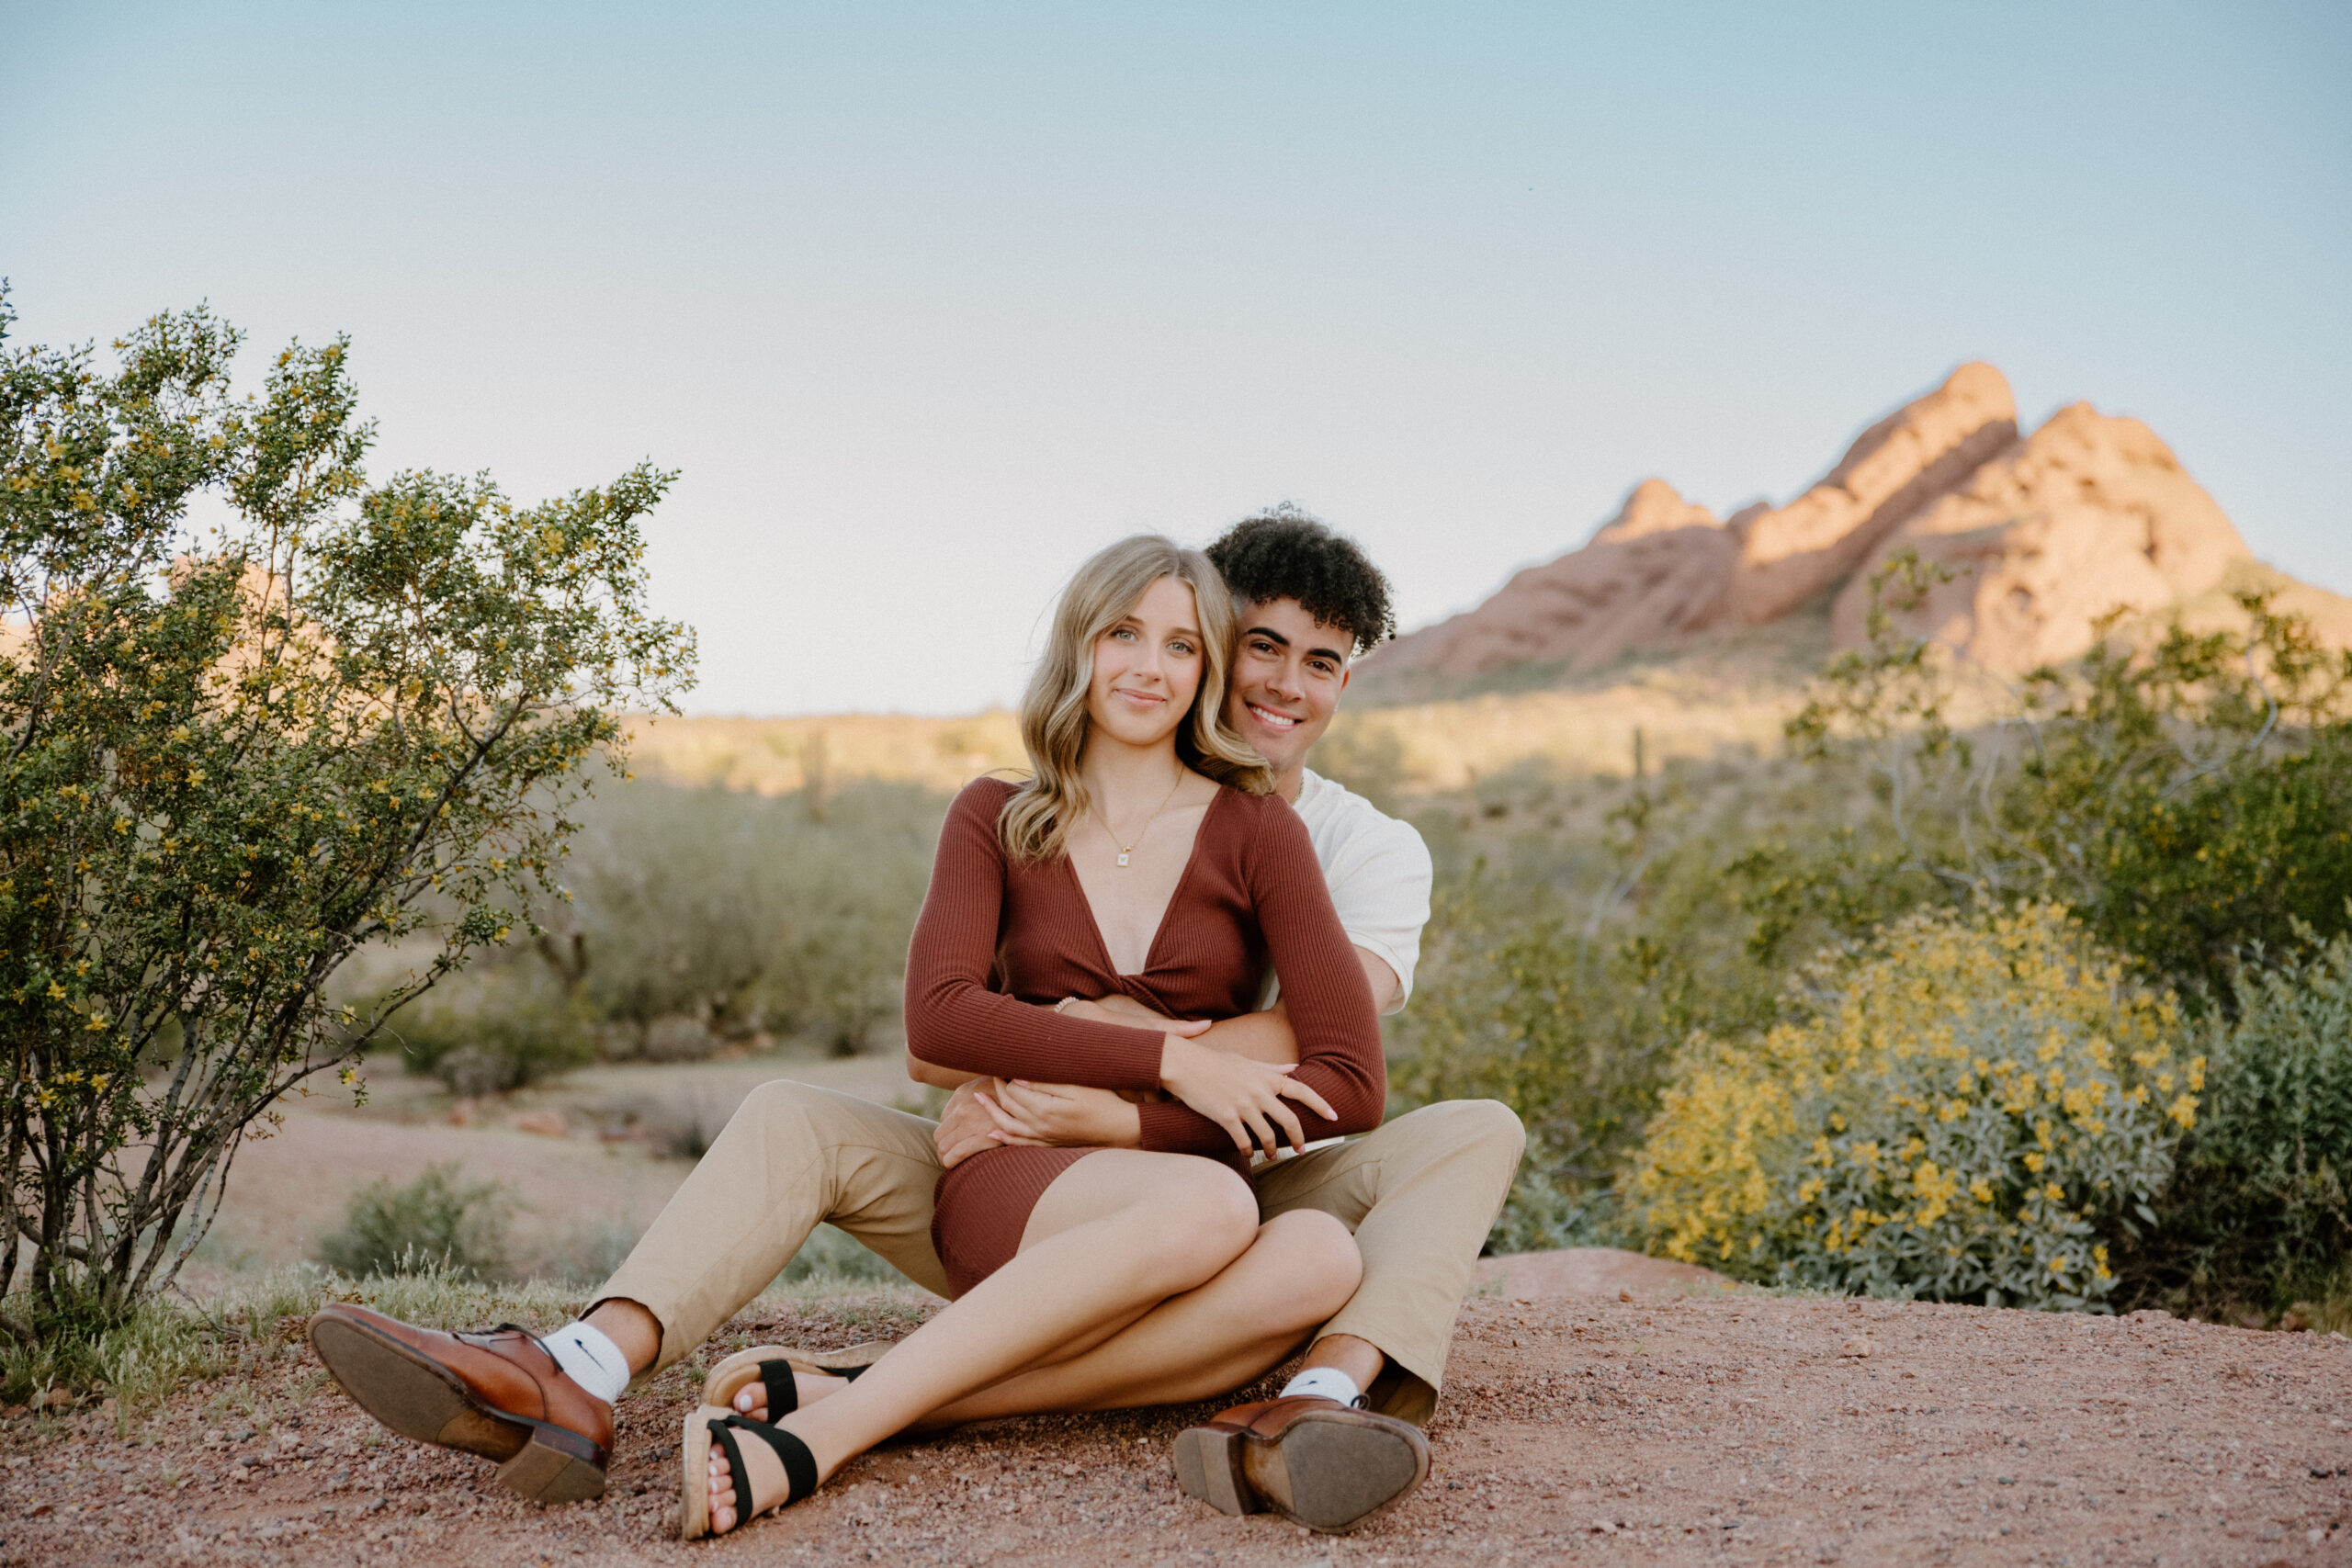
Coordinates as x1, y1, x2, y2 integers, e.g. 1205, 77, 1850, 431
1371, 364, 2278, 685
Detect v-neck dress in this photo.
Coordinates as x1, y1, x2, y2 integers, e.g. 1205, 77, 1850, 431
905, 775, 1386, 1297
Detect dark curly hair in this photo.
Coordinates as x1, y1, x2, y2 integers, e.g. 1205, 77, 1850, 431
1204, 506, 1396, 659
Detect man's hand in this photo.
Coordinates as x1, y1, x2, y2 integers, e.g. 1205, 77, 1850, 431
975, 1081, 1144, 1149
934, 1077, 1011, 1168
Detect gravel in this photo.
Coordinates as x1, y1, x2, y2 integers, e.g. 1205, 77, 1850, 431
1, 1285, 2346, 1565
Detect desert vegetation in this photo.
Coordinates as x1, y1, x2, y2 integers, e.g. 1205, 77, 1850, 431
1389, 562, 2352, 1329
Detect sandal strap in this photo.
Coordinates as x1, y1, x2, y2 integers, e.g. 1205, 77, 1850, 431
708, 1414, 817, 1511
759, 1360, 798, 1416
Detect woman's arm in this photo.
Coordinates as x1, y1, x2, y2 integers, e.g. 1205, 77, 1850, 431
902, 782, 1176, 1091
1136, 801, 1386, 1156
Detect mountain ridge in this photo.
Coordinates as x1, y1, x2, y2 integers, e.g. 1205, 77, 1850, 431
1362, 364, 2349, 703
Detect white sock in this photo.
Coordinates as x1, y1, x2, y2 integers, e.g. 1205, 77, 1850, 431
541, 1321, 631, 1404
1279, 1367, 1363, 1407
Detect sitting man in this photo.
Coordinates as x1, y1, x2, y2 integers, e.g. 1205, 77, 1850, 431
310, 510, 1525, 1536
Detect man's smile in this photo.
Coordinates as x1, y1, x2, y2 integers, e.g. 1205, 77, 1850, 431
1246, 701, 1301, 732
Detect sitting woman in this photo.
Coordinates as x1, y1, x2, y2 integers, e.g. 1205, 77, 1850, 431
687, 534, 1386, 1537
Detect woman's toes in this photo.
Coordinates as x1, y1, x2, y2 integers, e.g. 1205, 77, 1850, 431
733, 1388, 763, 1416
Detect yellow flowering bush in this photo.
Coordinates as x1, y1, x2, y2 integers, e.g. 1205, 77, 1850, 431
1623, 904, 2197, 1309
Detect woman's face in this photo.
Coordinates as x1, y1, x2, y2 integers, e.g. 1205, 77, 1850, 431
1085, 575, 1206, 751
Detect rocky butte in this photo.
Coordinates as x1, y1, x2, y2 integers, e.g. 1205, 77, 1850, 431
1369, 364, 2347, 692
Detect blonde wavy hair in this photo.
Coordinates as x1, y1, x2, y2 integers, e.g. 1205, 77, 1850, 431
1000, 535, 1272, 862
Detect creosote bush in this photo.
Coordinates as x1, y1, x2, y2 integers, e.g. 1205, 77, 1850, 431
315, 1162, 512, 1281
1624, 904, 2197, 1310
2121, 927, 2352, 1319
0, 294, 692, 1329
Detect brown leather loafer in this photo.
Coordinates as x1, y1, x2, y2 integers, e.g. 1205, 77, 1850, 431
1172, 1393, 1430, 1533
308, 1303, 613, 1503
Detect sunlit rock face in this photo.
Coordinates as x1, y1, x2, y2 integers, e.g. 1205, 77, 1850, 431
1365, 361, 2289, 690
1715, 361, 2019, 629
1833, 403, 2249, 673
1375, 478, 1738, 681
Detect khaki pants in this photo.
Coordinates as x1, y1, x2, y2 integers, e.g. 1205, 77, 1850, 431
595, 1081, 1523, 1425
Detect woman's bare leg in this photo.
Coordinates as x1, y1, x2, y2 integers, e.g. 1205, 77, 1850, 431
916, 1208, 1363, 1425
706, 1150, 1258, 1533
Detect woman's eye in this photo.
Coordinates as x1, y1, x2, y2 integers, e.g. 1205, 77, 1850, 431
1170, 640, 1196, 657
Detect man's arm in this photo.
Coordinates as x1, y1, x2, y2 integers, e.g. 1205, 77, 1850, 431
906, 1050, 981, 1090
932, 948, 1399, 1168
1186, 948, 1400, 1063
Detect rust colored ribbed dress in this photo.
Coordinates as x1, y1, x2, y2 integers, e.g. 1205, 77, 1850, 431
904, 776, 1386, 1297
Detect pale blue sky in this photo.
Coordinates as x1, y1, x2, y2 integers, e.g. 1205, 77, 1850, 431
6, 3, 2346, 714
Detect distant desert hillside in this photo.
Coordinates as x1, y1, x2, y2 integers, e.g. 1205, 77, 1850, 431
632, 366, 2350, 796
1360, 363, 2352, 702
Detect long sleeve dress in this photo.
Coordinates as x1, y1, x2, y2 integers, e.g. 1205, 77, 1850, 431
904, 774, 1386, 1296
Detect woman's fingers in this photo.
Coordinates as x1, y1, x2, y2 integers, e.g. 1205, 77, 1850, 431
1262, 1098, 1308, 1153
1274, 1076, 1338, 1122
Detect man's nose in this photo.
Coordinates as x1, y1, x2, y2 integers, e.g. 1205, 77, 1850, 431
1266, 661, 1305, 700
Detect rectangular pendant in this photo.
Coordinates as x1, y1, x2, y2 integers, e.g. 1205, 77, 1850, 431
1115, 851, 1131, 867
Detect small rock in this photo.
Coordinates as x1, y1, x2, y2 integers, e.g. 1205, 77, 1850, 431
1839, 1337, 1874, 1359
511, 1109, 568, 1138
40, 1388, 72, 1410
1618, 1291, 1632, 1303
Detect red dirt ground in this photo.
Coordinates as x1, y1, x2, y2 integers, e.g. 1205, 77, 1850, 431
4, 1258, 2347, 1567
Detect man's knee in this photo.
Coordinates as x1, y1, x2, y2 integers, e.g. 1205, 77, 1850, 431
1393, 1098, 1526, 1169
730, 1077, 837, 1137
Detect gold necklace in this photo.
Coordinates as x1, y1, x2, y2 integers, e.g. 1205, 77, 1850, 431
1092, 773, 1187, 867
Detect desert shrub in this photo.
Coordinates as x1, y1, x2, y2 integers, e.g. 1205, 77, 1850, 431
1790, 559, 2352, 998
539, 778, 939, 1055
0, 298, 691, 1327
1624, 904, 2196, 1310
389, 959, 594, 1095
1392, 749, 1917, 1239
316, 1163, 512, 1281
2119, 929, 2352, 1318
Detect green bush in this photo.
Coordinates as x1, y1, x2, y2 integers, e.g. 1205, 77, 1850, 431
316, 1163, 513, 1281
1788, 562, 2352, 998
1624, 904, 2195, 1310
1390, 749, 1914, 1235
539, 777, 939, 1055
390, 962, 594, 1095
2120, 928, 2352, 1319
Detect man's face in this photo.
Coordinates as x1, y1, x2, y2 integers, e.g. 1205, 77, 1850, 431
1224, 597, 1351, 778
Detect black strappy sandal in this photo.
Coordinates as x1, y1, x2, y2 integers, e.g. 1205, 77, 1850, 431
679, 1407, 820, 1540
700, 1340, 892, 1418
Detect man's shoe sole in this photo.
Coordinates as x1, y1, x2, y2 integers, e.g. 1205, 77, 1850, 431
308, 1312, 608, 1504
1174, 1408, 1430, 1533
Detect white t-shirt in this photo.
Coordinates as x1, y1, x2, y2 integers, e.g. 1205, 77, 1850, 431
1270, 767, 1433, 1017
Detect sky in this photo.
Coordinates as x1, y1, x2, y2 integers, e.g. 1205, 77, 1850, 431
5, 2, 2347, 716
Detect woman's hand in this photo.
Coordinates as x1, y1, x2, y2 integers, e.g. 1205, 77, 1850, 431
1157, 1034, 1338, 1157
974, 1081, 1144, 1149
